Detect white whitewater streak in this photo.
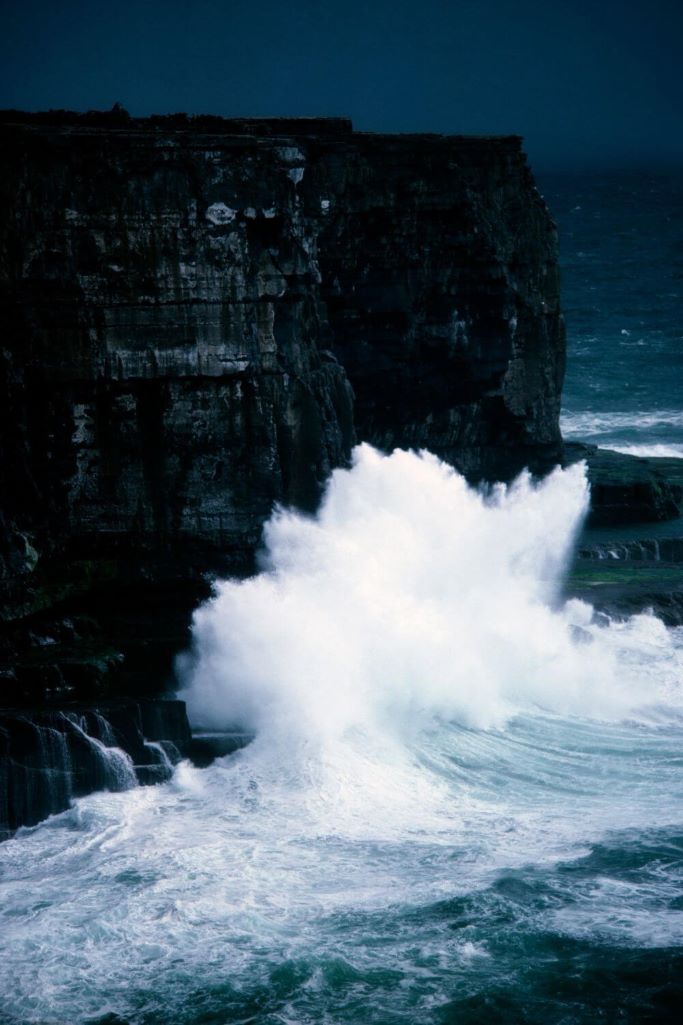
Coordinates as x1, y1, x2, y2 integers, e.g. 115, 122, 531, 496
180, 445, 680, 758
605, 443, 683, 459
561, 409, 683, 436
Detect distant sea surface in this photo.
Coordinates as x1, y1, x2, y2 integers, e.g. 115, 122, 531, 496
540, 169, 683, 458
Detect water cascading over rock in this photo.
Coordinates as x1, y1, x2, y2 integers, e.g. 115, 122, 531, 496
0, 701, 191, 838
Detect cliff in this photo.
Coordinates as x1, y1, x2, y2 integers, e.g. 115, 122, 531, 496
0, 113, 564, 631
0, 699, 191, 839
0, 108, 570, 730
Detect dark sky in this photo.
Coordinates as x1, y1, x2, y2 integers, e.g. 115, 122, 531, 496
1, 0, 681, 169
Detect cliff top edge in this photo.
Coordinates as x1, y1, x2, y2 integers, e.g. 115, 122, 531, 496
0, 109, 522, 145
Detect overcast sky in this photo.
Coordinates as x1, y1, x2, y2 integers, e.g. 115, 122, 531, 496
1, 0, 681, 169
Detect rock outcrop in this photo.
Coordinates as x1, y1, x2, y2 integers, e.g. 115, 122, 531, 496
0, 111, 565, 638
0, 111, 568, 829
565, 444, 683, 526
4, 111, 683, 833
0, 699, 191, 838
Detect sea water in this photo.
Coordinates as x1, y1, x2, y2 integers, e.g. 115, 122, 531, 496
1, 173, 682, 1025
543, 170, 683, 458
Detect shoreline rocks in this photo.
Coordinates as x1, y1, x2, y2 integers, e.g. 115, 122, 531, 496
0, 699, 192, 838
564, 443, 683, 526
564, 444, 683, 624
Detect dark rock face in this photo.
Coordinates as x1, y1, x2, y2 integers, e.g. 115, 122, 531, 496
317, 136, 565, 482
564, 444, 683, 526
564, 446, 683, 625
0, 113, 564, 630
0, 113, 567, 828
0, 699, 191, 838
0, 115, 359, 612
567, 566, 683, 627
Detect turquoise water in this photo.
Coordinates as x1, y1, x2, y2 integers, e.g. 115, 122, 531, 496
1, 175, 683, 1025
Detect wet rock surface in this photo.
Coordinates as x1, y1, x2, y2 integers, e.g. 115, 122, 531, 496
187, 730, 254, 768
567, 564, 683, 627
0, 699, 191, 838
564, 443, 683, 526
563, 445, 683, 624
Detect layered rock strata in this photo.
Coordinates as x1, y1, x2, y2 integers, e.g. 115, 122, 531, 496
0, 111, 565, 633
0, 699, 191, 838
565, 444, 683, 526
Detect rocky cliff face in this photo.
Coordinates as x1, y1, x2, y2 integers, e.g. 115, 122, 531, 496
0, 112, 565, 710
0, 113, 564, 611
316, 133, 565, 481
0, 115, 360, 599
0, 109, 600, 836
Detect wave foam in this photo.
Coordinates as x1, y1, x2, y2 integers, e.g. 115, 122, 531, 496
180, 446, 680, 753
561, 409, 683, 435
602, 443, 683, 459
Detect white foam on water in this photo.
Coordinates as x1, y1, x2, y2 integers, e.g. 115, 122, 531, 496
175, 444, 683, 845
182, 445, 678, 749
2, 445, 683, 1023
604, 442, 683, 458
561, 408, 683, 438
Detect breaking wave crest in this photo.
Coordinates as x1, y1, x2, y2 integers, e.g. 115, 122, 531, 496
181, 445, 680, 755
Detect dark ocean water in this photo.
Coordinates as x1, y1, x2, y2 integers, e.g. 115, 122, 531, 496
540, 170, 683, 457
1, 173, 682, 1025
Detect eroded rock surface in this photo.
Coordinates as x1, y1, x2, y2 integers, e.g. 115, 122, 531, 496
565, 443, 683, 526
0, 112, 564, 634
0, 699, 191, 838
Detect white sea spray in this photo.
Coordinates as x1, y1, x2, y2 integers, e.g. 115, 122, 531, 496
182, 445, 679, 752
